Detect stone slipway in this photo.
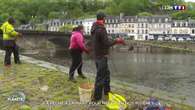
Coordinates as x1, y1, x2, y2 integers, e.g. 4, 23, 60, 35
0, 50, 194, 108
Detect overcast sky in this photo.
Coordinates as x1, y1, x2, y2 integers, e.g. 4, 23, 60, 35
185, 0, 195, 2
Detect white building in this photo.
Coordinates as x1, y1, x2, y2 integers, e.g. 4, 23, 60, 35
171, 20, 191, 41
189, 19, 195, 38
105, 16, 120, 34
48, 19, 62, 32
21, 14, 195, 41
82, 18, 96, 35
119, 16, 137, 40
105, 15, 173, 41
136, 16, 149, 40
47, 19, 83, 32
148, 16, 172, 40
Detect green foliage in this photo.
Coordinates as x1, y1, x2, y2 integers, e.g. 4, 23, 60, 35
0, 0, 194, 25
172, 10, 195, 20
0, 0, 107, 24
138, 12, 153, 16
59, 24, 74, 32
19, 105, 32, 110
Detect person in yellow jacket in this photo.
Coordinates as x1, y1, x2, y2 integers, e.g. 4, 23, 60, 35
0, 17, 22, 66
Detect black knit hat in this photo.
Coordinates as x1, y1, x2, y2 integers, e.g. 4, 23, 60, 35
96, 12, 106, 20
8, 16, 15, 24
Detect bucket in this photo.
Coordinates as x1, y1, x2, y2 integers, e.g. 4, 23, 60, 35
79, 83, 94, 103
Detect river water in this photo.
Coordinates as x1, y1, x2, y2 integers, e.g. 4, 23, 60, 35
108, 52, 195, 102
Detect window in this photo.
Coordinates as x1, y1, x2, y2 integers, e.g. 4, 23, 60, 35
145, 24, 148, 28
165, 18, 168, 22
192, 29, 195, 34
126, 19, 129, 22
177, 23, 180, 27
110, 24, 112, 28
159, 19, 161, 23
112, 19, 115, 23
174, 29, 177, 34
163, 24, 166, 28
159, 24, 161, 28
146, 30, 148, 34
152, 19, 155, 23
182, 22, 185, 27
179, 29, 182, 34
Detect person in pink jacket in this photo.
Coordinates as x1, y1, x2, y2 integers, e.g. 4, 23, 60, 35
68, 25, 89, 83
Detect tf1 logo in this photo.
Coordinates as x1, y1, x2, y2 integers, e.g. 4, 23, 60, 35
160, 5, 186, 11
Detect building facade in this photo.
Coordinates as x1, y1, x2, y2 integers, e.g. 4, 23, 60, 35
105, 14, 195, 41
148, 16, 172, 40
171, 20, 191, 41
47, 19, 83, 32
189, 19, 195, 38
82, 18, 96, 35
105, 16, 120, 34
21, 14, 195, 41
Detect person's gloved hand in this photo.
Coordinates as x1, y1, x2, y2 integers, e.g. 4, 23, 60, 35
84, 48, 90, 54
115, 38, 126, 45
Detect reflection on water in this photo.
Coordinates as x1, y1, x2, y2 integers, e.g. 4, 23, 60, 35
108, 52, 195, 104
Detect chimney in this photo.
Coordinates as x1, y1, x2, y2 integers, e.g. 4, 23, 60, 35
120, 13, 124, 20
188, 17, 191, 22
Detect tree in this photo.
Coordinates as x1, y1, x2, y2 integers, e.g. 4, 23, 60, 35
138, 12, 153, 16
48, 12, 61, 19
0, 13, 9, 23
171, 10, 195, 20
59, 24, 74, 33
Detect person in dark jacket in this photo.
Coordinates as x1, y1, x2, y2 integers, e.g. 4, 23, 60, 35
91, 12, 125, 101
68, 25, 89, 83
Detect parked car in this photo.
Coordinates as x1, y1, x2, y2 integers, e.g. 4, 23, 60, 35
157, 37, 163, 41
178, 37, 184, 42
186, 37, 192, 41
164, 37, 170, 41
148, 36, 154, 40
171, 37, 177, 41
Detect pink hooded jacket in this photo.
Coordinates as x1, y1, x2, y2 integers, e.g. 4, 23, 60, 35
69, 31, 85, 51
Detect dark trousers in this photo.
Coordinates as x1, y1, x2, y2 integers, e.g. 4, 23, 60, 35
69, 49, 83, 79
4, 45, 20, 65
94, 56, 111, 101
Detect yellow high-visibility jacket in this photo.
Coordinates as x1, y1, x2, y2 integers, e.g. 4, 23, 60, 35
0, 21, 18, 40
